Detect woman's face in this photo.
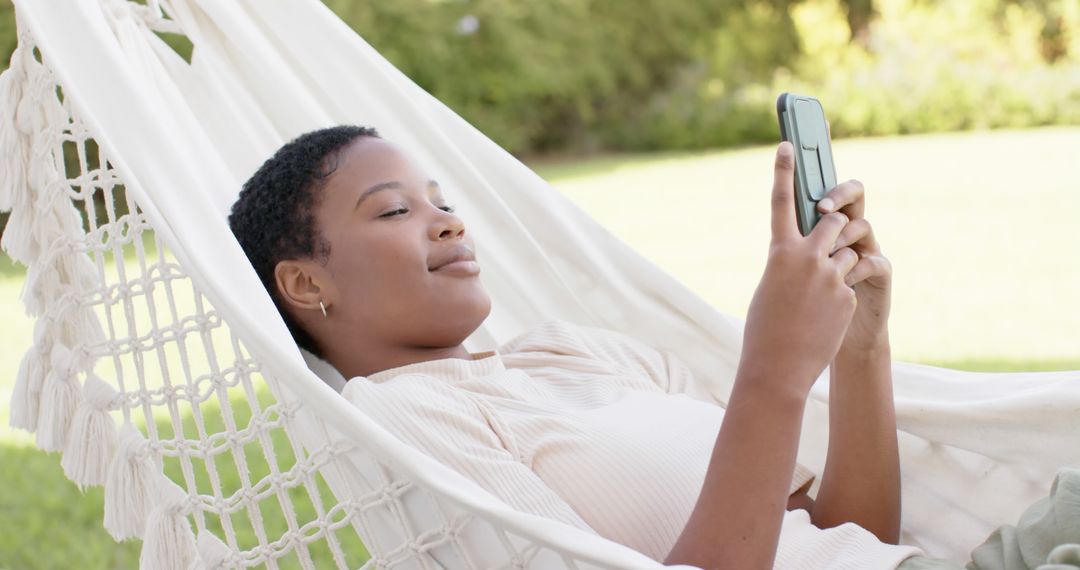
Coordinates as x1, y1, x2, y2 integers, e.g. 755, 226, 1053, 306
303, 136, 491, 350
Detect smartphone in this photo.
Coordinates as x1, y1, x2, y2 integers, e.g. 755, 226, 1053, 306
776, 93, 837, 236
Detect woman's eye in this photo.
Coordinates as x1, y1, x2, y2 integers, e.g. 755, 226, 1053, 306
378, 205, 454, 218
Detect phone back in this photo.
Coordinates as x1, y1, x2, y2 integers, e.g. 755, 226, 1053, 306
776, 93, 837, 236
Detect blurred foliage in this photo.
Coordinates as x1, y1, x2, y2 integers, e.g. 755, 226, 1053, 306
332, 0, 1080, 152
323, 0, 777, 153
621, 0, 1080, 149
0, 2, 13, 64
0, 0, 1078, 154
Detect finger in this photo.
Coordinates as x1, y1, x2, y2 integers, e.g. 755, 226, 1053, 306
817, 179, 865, 219
831, 246, 859, 278
831, 217, 876, 254
826, 120, 832, 139
770, 142, 798, 241
844, 255, 892, 287
808, 211, 849, 253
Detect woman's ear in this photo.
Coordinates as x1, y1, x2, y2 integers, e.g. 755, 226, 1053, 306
274, 259, 328, 312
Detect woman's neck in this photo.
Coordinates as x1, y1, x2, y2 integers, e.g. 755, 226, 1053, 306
326, 342, 474, 380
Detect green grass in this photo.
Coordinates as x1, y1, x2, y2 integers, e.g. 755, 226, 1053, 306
0, 446, 142, 569
536, 126, 1080, 365
2, 127, 1078, 568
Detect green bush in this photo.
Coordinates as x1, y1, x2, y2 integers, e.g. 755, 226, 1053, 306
325, 0, 747, 154
619, 0, 1080, 150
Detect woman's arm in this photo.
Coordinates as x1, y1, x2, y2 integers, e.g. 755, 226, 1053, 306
810, 342, 901, 543
802, 176, 901, 543
664, 143, 862, 569
664, 371, 809, 569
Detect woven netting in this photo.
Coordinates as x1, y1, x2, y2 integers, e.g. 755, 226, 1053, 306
0, 6, 649, 570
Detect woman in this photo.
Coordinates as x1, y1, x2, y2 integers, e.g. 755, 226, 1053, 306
226, 126, 938, 569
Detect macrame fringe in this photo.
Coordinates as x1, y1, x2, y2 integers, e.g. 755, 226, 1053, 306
10, 297, 103, 439
190, 531, 232, 570
38, 182, 87, 240
35, 343, 80, 451
8, 345, 45, 431
3, 51, 65, 262
9, 318, 54, 431
1, 202, 38, 264
61, 373, 120, 488
3, 39, 83, 266
104, 423, 157, 541
22, 262, 59, 316
60, 252, 101, 292
26, 287, 106, 357
0, 42, 28, 213
58, 303, 106, 351
17, 82, 49, 136
20, 244, 97, 317
140, 479, 198, 570
14, 200, 95, 308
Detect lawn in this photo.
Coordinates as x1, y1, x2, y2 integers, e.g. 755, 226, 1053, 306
536, 127, 1080, 367
2, 127, 1078, 568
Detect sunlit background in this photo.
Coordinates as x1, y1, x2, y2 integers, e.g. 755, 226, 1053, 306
1, 0, 1078, 567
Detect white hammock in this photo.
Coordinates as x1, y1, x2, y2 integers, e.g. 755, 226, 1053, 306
2, 1, 1078, 568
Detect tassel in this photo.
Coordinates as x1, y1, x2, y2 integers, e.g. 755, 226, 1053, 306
22, 250, 99, 317
61, 304, 105, 349
35, 343, 80, 451
37, 185, 85, 242
25, 141, 59, 191
0, 44, 27, 212
1, 205, 39, 264
63, 253, 101, 293
10, 319, 54, 431
140, 479, 198, 570
61, 373, 120, 488
191, 531, 232, 570
104, 423, 156, 540
8, 345, 45, 431
15, 87, 44, 135
21, 262, 58, 316
38, 79, 66, 132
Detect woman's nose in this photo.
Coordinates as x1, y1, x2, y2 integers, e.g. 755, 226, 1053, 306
433, 211, 465, 241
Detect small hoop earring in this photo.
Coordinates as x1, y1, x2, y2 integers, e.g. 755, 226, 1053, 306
319, 300, 328, 318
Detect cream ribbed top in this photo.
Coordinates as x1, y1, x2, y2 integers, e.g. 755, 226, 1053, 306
341, 319, 924, 568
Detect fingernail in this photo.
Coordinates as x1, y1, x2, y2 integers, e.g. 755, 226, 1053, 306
818, 198, 834, 212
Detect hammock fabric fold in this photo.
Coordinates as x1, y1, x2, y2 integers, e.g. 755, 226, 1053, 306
2, 0, 1078, 568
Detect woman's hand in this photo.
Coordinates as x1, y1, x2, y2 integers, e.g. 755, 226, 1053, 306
809, 178, 902, 545
816, 180, 892, 353
665, 143, 870, 570
740, 141, 860, 398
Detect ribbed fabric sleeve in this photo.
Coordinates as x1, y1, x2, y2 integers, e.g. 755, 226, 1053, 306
341, 319, 923, 568
342, 358, 598, 533
497, 320, 819, 493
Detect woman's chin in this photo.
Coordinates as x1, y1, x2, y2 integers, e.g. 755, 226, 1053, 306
447, 294, 492, 338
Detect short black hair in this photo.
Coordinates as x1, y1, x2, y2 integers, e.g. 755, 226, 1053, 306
228, 125, 380, 357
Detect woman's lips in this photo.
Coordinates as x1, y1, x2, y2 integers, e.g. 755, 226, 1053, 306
430, 260, 481, 275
